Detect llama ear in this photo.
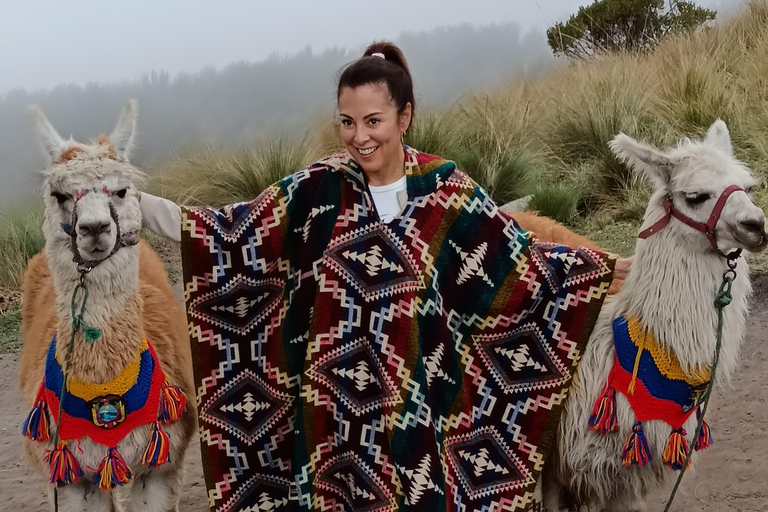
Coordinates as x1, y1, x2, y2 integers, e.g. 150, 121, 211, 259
28, 106, 66, 164
609, 133, 673, 190
109, 99, 138, 162
704, 119, 733, 156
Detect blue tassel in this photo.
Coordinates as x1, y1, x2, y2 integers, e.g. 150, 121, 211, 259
22, 400, 51, 442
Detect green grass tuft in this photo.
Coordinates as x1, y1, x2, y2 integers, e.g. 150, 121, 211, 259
0, 203, 45, 289
529, 183, 582, 224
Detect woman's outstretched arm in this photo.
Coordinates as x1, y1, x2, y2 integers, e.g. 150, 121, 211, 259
137, 192, 182, 242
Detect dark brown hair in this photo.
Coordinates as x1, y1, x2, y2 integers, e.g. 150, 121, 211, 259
337, 41, 415, 124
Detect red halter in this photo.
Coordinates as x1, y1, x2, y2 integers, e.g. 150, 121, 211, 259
638, 185, 744, 260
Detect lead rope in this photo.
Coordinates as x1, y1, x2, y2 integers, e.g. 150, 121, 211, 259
662, 256, 737, 512
53, 269, 100, 512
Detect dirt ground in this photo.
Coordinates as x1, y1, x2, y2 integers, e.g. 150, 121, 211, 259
1, 246, 767, 511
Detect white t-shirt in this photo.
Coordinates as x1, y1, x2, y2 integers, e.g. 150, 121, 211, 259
369, 176, 407, 223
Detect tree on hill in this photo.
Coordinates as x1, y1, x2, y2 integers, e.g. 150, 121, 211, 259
547, 0, 716, 59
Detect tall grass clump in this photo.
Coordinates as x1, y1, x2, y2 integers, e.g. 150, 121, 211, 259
528, 183, 582, 224
150, 136, 318, 206
0, 202, 45, 288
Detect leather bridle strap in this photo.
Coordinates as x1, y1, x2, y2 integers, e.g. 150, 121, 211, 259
638, 185, 744, 259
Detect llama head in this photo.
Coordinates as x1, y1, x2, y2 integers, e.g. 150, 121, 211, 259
30, 100, 143, 266
610, 120, 766, 255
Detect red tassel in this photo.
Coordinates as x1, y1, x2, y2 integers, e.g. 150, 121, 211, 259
695, 410, 713, 451
22, 400, 51, 442
158, 382, 186, 424
663, 428, 691, 471
94, 447, 134, 491
588, 387, 619, 434
621, 422, 652, 467
44, 441, 83, 487
142, 421, 171, 467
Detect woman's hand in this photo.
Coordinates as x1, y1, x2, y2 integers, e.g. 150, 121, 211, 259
614, 256, 633, 281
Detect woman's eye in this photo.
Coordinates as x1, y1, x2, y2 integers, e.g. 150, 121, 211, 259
684, 192, 710, 206
369, 118, 379, 125
115, 189, 127, 199
340, 119, 353, 127
51, 192, 69, 205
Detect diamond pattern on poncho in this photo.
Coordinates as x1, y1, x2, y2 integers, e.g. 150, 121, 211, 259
316, 453, 395, 512
324, 224, 421, 302
306, 337, 400, 416
475, 323, 566, 395
202, 369, 292, 446
446, 427, 530, 500
190, 275, 283, 335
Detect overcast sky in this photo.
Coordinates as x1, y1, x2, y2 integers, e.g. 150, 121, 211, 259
2, 0, 740, 94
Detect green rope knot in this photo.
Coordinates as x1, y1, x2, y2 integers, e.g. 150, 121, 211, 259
714, 291, 732, 309
70, 281, 101, 345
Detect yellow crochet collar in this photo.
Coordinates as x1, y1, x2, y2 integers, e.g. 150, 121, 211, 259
626, 317, 710, 387
61, 339, 149, 402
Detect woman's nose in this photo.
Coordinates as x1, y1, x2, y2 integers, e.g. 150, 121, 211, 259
353, 126, 369, 145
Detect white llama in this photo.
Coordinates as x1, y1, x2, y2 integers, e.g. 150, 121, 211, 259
543, 120, 766, 511
18, 100, 196, 512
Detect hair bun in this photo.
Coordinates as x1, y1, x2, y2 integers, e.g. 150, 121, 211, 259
362, 42, 412, 81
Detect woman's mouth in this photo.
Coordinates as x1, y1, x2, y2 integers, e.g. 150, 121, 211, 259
357, 146, 379, 157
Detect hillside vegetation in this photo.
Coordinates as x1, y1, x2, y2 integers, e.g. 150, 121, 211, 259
150, 1, 768, 254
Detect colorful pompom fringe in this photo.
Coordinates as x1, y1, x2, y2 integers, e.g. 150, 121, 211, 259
44, 441, 83, 487
621, 422, 652, 467
158, 382, 186, 424
695, 414, 713, 451
142, 421, 171, 467
22, 400, 51, 442
588, 387, 619, 434
663, 428, 691, 471
94, 447, 134, 491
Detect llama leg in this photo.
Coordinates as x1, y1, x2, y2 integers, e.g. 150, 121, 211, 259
541, 476, 571, 512
130, 469, 183, 512
49, 482, 113, 512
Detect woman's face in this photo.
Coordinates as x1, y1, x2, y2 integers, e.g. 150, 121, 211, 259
338, 83, 411, 182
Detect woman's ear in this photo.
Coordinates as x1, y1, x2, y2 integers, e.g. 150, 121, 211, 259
399, 102, 413, 133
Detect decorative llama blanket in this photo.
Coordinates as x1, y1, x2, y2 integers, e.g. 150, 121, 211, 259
180, 148, 615, 511
23, 336, 187, 490
588, 316, 713, 470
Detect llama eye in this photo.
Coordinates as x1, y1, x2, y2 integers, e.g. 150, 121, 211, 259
50, 191, 70, 205
114, 189, 127, 199
745, 186, 754, 194
684, 193, 710, 206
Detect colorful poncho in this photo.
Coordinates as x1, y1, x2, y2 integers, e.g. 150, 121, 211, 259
23, 336, 187, 490
181, 147, 615, 511
588, 316, 713, 470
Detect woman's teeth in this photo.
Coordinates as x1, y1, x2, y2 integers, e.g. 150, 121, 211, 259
359, 147, 378, 155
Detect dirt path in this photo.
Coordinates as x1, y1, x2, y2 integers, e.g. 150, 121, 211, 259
2, 270, 767, 511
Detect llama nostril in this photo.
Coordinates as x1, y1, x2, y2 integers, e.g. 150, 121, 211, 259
78, 221, 111, 237
740, 218, 765, 237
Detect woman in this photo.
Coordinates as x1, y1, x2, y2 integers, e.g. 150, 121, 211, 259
140, 42, 628, 511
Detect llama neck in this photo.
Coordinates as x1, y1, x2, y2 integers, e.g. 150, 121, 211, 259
48, 244, 144, 384
613, 228, 751, 381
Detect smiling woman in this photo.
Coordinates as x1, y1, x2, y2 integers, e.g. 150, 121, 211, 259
138, 41, 620, 512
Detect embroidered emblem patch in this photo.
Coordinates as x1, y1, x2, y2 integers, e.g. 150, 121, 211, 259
89, 395, 127, 428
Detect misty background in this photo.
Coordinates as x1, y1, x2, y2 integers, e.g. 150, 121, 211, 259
0, 0, 738, 204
